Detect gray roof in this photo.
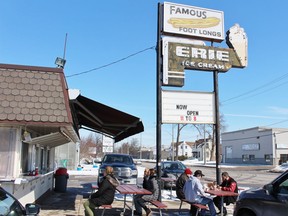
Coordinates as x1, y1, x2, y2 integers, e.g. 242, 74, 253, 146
0, 63, 72, 125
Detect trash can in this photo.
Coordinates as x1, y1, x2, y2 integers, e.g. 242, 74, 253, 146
54, 167, 69, 192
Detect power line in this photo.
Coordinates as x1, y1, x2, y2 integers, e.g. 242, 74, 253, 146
222, 72, 288, 104
66, 46, 156, 78
264, 119, 288, 127
222, 129, 288, 142
222, 80, 288, 105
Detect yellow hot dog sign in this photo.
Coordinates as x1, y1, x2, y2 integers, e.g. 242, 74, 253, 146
163, 2, 224, 42
168, 17, 220, 28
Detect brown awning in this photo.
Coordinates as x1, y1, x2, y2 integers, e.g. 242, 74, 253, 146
70, 95, 144, 142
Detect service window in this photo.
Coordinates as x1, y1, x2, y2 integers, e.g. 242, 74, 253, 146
0, 128, 16, 178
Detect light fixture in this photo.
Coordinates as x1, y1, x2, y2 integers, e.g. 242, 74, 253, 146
55, 57, 66, 68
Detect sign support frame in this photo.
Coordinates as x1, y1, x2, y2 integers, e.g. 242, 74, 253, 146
156, 2, 163, 200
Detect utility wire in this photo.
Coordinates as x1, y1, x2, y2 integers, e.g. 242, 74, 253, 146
222, 72, 288, 104
264, 119, 288, 127
66, 46, 155, 78
222, 130, 288, 142
223, 80, 288, 105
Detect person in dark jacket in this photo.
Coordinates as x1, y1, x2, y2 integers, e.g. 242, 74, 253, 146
176, 168, 192, 199
213, 172, 238, 216
143, 168, 150, 189
176, 168, 199, 215
83, 166, 119, 216
134, 168, 159, 216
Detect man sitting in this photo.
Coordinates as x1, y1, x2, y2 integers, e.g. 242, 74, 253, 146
213, 172, 238, 215
184, 170, 216, 216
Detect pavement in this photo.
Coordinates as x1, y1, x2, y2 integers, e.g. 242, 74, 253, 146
37, 174, 234, 216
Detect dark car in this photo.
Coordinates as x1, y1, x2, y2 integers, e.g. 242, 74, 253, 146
234, 170, 288, 216
0, 187, 40, 215
98, 153, 138, 184
160, 161, 186, 189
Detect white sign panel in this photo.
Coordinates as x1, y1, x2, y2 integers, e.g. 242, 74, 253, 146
163, 2, 224, 42
103, 135, 114, 147
103, 146, 113, 153
162, 90, 215, 124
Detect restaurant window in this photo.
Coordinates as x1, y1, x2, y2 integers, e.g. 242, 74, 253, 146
21, 142, 29, 174
0, 127, 16, 178
249, 155, 255, 161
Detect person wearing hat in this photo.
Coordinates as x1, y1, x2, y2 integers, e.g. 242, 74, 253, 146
176, 168, 199, 215
176, 168, 192, 199
183, 169, 217, 216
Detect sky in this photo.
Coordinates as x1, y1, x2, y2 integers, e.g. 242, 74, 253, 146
1, 0, 288, 148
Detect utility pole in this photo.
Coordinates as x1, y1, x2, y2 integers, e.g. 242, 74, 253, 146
204, 124, 206, 165
172, 124, 174, 161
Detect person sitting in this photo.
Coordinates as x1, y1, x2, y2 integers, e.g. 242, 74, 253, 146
184, 170, 217, 216
134, 168, 159, 216
176, 168, 199, 215
176, 168, 192, 200
213, 172, 238, 216
143, 168, 150, 189
83, 166, 119, 216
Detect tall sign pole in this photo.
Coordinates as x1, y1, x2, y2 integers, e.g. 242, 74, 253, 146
156, 2, 162, 200
213, 70, 221, 184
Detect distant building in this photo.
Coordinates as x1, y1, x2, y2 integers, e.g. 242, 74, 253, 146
192, 138, 213, 161
221, 127, 288, 165
173, 141, 194, 158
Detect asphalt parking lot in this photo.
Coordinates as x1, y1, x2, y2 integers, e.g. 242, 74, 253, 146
37, 164, 279, 216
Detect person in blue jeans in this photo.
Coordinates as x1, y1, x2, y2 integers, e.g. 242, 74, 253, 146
184, 170, 217, 216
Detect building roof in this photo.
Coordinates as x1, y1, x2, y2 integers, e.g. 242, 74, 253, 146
0, 63, 72, 125
0, 63, 144, 145
0, 63, 78, 145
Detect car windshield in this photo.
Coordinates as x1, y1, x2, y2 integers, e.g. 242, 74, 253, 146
103, 155, 133, 164
0, 189, 23, 215
163, 162, 185, 170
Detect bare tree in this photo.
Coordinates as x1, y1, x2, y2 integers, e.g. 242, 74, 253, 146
175, 124, 187, 160
115, 138, 140, 157
79, 133, 102, 161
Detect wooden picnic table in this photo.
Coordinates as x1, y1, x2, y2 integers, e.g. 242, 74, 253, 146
116, 184, 152, 216
206, 189, 238, 216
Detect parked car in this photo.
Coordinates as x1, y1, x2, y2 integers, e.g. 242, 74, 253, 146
0, 187, 40, 215
159, 161, 187, 189
98, 153, 138, 184
269, 162, 288, 173
234, 170, 288, 216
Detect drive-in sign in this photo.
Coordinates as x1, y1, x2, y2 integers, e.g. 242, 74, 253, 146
162, 36, 246, 86
163, 2, 224, 42
162, 90, 215, 124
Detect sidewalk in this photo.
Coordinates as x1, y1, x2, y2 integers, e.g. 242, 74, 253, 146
37, 175, 234, 216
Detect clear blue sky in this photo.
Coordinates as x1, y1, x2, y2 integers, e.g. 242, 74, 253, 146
1, 0, 287, 148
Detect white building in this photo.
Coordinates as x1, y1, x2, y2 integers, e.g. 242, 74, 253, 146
191, 138, 213, 161
176, 141, 193, 158
221, 127, 288, 165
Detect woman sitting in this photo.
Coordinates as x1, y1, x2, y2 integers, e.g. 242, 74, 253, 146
83, 166, 119, 216
134, 168, 159, 216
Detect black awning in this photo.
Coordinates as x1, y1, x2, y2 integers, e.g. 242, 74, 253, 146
70, 95, 144, 142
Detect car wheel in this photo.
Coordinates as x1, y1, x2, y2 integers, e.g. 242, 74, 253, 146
237, 210, 256, 216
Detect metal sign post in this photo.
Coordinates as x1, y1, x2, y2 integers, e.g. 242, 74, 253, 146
156, 3, 163, 201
